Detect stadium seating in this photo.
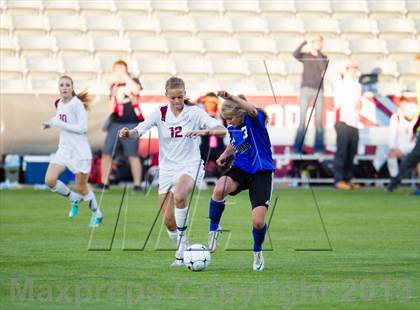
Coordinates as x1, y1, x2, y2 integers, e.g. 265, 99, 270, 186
331, 1, 369, 19
0, 0, 417, 97
43, 0, 80, 16
49, 15, 86, 37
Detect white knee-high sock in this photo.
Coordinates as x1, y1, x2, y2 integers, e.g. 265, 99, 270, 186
167, 229, 178, 245
52, 180, 81, 202
387, 158, 399, 177
175, 207, 189, 238
83, 191, 100, 215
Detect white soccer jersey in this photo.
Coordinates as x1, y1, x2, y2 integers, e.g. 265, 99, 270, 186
50, 96, 92, 160
135, 104, 221, 172
389, 113, 416, 155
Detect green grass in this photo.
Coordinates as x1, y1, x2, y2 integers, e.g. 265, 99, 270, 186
0, 187, 419, 309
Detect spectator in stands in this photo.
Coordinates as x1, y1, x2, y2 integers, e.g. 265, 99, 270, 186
387, 97, 418, 178
292, 34, 328, 154
331, 60, 363, 190
100, 60, 143, 192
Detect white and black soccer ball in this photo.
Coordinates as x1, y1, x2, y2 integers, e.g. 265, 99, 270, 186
183, 244, 211, 271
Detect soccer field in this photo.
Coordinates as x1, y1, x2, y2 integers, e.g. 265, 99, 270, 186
0, 187, 419, 309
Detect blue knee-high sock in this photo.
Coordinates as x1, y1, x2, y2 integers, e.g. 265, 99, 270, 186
209, 198, 225, 231
253, 224, 267, 252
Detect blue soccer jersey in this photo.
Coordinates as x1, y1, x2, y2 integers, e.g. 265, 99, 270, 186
228, 109, 274, 173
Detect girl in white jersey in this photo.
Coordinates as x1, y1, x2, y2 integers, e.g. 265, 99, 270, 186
120, 76, 226, 266
43, 75, 103, 227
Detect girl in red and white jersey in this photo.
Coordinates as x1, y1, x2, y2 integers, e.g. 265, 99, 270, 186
43, 75, 102, 227
120, 76, 226, 266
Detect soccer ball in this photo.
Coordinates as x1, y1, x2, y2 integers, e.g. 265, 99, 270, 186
183, 244, 211, 271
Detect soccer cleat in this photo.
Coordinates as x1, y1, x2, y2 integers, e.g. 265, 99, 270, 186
170, 258, 184, 267
88, 211, 103, 228
171, 235, 189, 267
208, 225, 222, 253
68, 201, 79, 219
253, 251, 265, 271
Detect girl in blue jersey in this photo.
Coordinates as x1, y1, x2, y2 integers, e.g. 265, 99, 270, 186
208, 91, 274, 271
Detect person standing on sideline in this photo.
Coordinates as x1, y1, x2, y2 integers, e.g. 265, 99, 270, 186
292, 34, 328, 154
119, 77, 226, 266
331, 60, 363, 190
43, 75, 103, 227
101, 60, 143, 192
387, 97, 418, 178
206, 91, 274, 271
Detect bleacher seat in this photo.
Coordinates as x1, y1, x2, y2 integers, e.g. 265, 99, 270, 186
166, 37, 204, 59
405, 0, 420, 19
26, 57, 63, 80
159, 16, 196, 37
49, 15, 86, 37
397, 59, 420, 85
256, 80, 297, 96
130, 36, 168, 58
377, 19, 416, 39
386, 38, 419, 60
78, 0, 115, 16
137, 58, 176, 81
211, 58, 250, 81
223, 0, 260, 17
18, 35, 56, 57
259, 1, 295, 18
85, 15, 122, 38
187, 0, 223, 17
359, 60, 399, 82
115, 0, 151, 16
331, 0, 369, 19
295, 0, 332, 18
174, 58, 212, 80
31, 79, 62, 93
151, 0, 188, 16
275, 37, 305, 59
0, 78, 30, 92
5, 0, 42, 15
0, 14, 12, 35
203, 37, 241, 58
122, 17, 160, 37
248, 59, 287, 84
221, 79, 258, 94
239, 37, 277, 59
339, 18, 379, 39
13, 15, 49, 36
0, 35, 19, 57
56, 36, 94, 58
303, 18, 341, 38
185, 79, 220, 97
368, 0, 407, 19
322, 38, 351, 59
62, 57, 100, 80
349, 38, 388, 60
93, 36, 131, 59
43, 0, 79, 16
267, 18, 305, 39
1, 56, 26, 79
195, 17, 232, 38
230, 17, 269, 38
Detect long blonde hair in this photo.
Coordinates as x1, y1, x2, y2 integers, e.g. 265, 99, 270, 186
165, 76, 194, 106
59, 75, 92, 111
221, 94, 269, 125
